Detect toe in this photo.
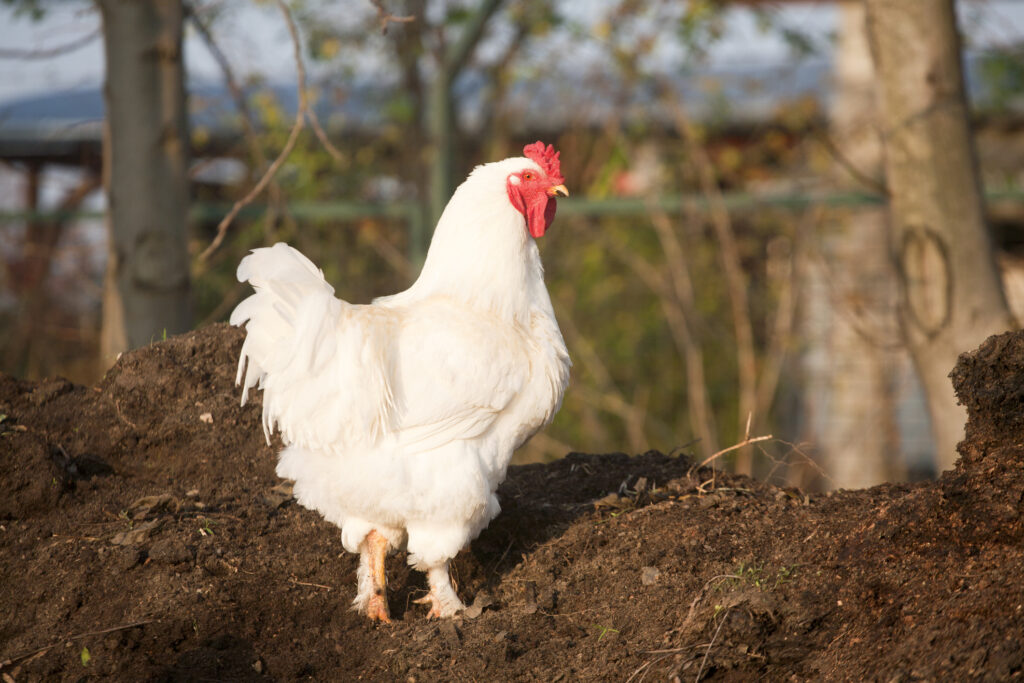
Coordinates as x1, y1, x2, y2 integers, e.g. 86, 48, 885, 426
414, 593, 442, 619
365, 594, 391, 623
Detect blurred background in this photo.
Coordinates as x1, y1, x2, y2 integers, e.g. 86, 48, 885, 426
1, 0, 1022, 489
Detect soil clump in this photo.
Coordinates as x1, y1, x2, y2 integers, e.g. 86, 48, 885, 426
2, 324, 1023, 680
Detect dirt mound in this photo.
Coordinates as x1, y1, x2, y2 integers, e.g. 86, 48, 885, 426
2, 324, 1023, 681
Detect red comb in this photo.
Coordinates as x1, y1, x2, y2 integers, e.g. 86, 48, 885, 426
523, 141, 564, 184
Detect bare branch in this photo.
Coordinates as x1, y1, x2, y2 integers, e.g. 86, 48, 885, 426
197, 0, 307, 264
187, 5, 265, 170
755, 206, 815, 420
556, 287, 657, 451
600, 220, 718, 460
306, 93, 344, 162
188, 3, 289, 254
370, 0, 415, 35
814, 129, 889, 196
361, 221, 413, 279
0, 28, 100, 60
646, 206, 719, 459
660, 81, 758, 475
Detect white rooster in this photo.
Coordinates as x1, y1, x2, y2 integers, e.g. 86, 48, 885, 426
230, 142, 571, 621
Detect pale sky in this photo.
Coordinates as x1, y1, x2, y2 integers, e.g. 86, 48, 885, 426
0, 1, 1021, 105
0, 2, 834, 103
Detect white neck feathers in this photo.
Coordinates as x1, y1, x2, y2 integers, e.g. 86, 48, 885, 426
403, 158, 546, 323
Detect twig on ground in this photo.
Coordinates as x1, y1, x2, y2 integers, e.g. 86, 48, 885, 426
699, 436, 773, 471
687, 414, 771, 492
697, 412, 772, 470
758, 438, 834, 489
695, 608, 729, 682
289, 577, 333, 590
684, 574, 742, 628
113, 399, 138, 431
0, 620, 155, 671
625, 652, 671, 683
487, 538, 516, 576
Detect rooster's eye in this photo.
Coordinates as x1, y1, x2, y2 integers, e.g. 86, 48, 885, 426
523, 172, 534, 181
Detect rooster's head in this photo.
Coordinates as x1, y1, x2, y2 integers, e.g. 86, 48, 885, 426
506, 141, 569, 239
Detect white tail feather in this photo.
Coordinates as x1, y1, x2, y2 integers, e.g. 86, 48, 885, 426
231, 242, 398, 451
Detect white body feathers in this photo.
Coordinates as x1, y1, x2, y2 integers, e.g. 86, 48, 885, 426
230, 157, 571, 571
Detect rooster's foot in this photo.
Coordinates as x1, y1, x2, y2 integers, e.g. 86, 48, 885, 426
365, 592, 391, 623
414, 581, 465, 619
354, 529, 394, 623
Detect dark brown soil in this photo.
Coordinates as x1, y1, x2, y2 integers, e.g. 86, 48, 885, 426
2, 323, 1023, 681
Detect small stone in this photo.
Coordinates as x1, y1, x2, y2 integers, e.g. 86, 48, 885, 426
698, 494, 722, 510
641, 566, 661, 586
202, 557, 232, 576
199, 412, 213, 424
522, 581, 538, 615
537, 586, 556, 611
593, 493, 625, 509
129, 494, 175, 518
111, 518, 164, 546
463, 591, 493, 619
262, 483, 294, 509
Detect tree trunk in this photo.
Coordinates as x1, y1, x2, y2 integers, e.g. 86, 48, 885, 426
864, 0, 1016, 470
422, 0, 505, 258
98, 0, 191, 361
811, 1, 902, 488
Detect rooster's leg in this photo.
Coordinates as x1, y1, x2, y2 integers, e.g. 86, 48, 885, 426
353, 529, 391, 623
413, 563, 465, 618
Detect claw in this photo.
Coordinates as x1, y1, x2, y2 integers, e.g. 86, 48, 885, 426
414, 592, 444, 619
414, 564, 465, 618
367, 592, 392, 623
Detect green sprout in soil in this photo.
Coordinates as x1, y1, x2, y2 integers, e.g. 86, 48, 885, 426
593, 624, 620, 641
724, 562, 795, 592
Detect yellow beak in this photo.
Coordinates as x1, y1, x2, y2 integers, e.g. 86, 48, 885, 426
547, 184, 569, 198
